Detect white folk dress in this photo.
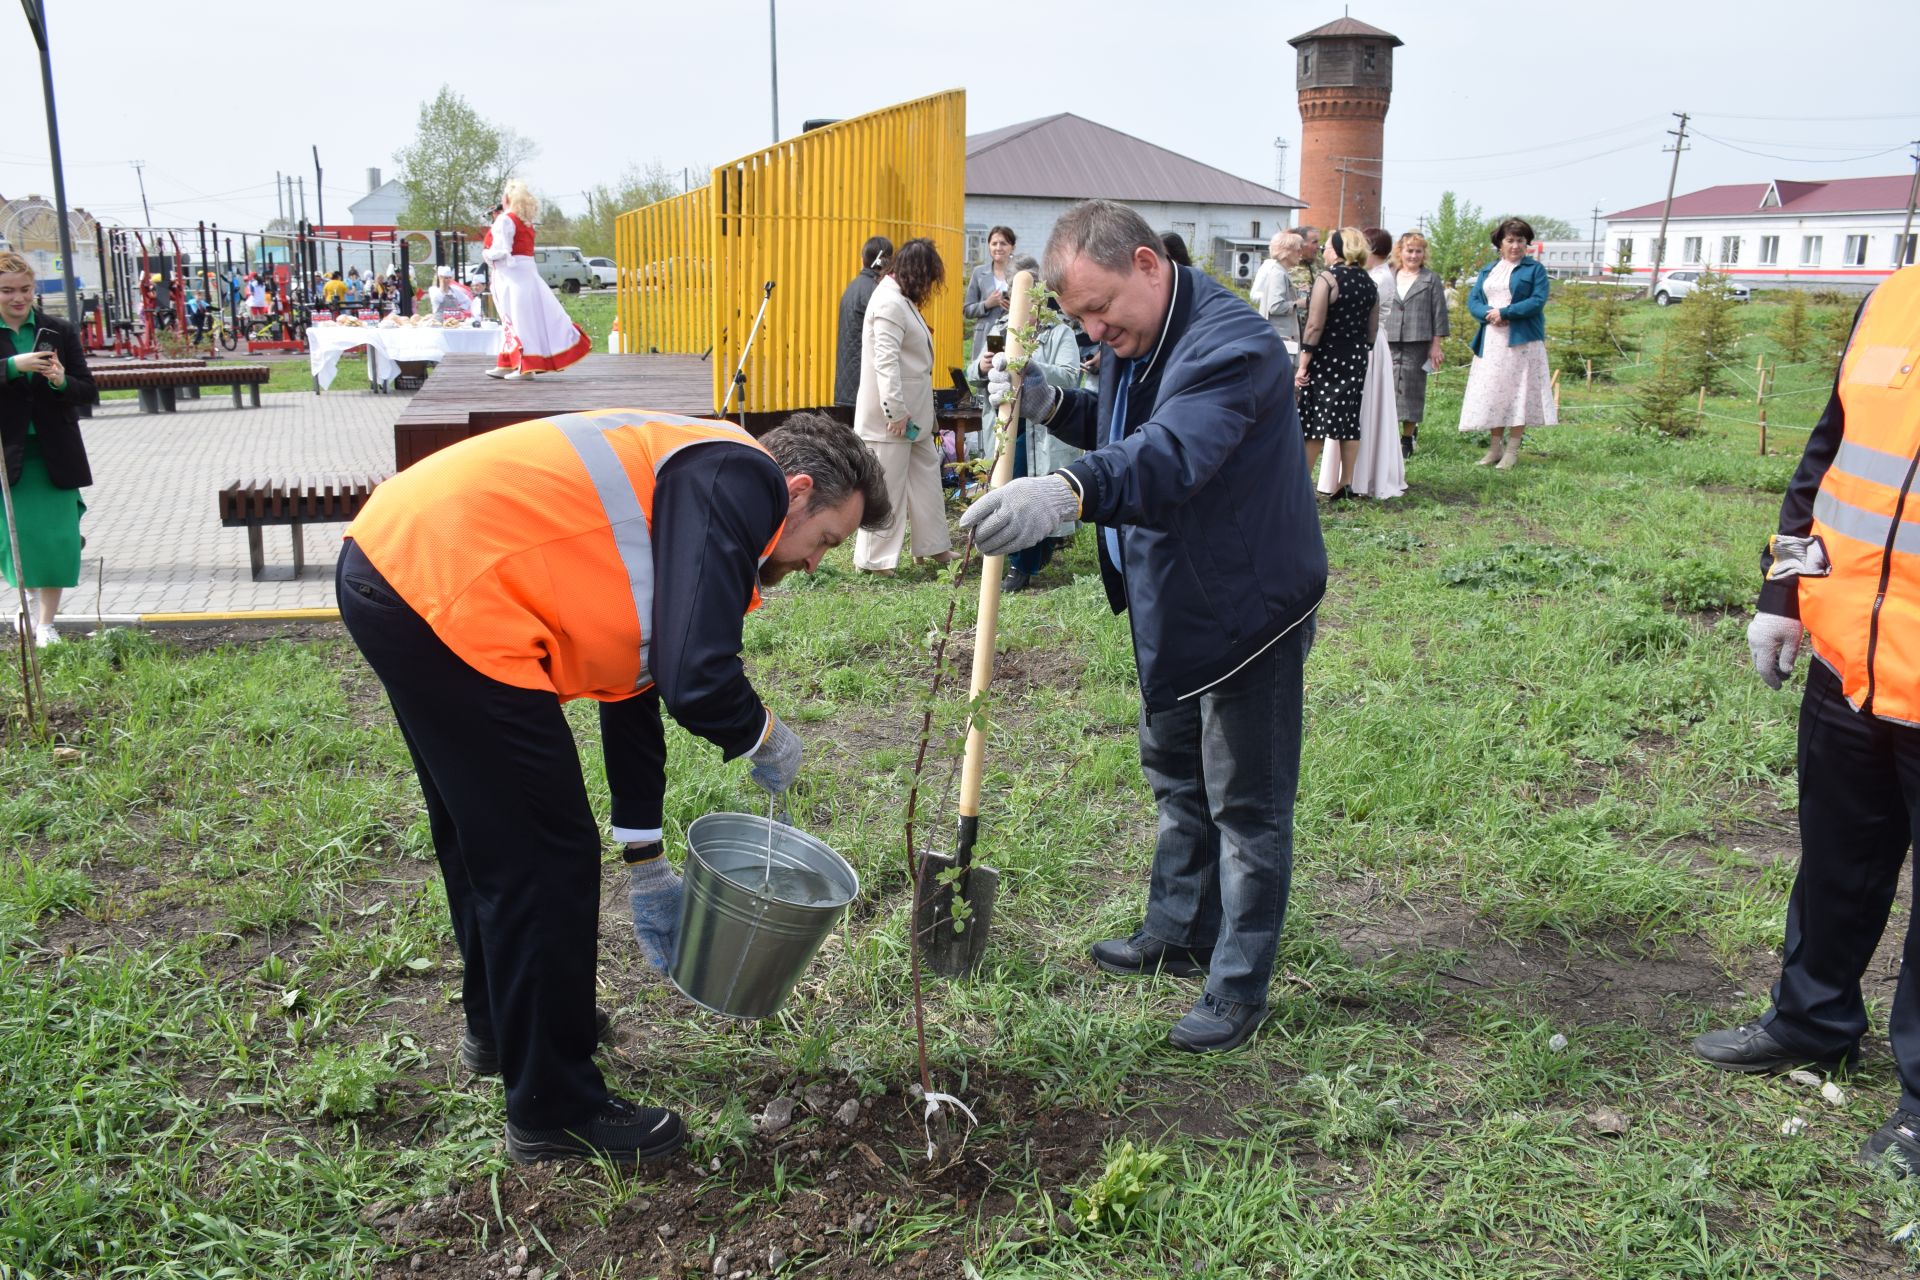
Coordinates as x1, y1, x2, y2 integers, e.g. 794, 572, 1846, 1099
1318, 263, 1407, 500
484, 212, 590, 374
1458, 259, 1556, 431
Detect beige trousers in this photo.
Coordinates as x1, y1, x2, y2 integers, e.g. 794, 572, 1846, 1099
853, 434, 950, 570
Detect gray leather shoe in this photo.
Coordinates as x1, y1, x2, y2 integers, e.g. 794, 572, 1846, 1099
1691, 1020, 1854, 1074
1168, 992, 1269, 1053
1090, 929, 1212, 979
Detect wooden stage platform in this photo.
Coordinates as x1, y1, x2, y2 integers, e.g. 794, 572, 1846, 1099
392, 352, 717, 469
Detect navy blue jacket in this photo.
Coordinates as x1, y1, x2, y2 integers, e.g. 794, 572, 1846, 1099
1467, 256, 1549, 356
1050, 266, 1326, 712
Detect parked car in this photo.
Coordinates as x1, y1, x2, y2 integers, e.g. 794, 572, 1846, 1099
1653, 270, 1751, 306
585, 256, 618, 288
533, 245, 595, 294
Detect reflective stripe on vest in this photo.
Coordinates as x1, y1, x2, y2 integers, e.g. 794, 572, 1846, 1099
1798, 266, 1920, 724
552, 410, 765, 690
345, 410, 782, 702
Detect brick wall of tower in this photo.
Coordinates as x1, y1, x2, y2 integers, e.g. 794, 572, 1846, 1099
1296, 86, 1388, 231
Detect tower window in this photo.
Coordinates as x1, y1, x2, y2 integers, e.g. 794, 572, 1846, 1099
1363, 45, 1376, 70
1301, 51, 1312, 75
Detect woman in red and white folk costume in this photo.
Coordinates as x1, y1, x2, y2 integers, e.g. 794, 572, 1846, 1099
483, 179, 590, 380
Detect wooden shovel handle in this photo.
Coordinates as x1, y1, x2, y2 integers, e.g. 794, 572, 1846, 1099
958, 271, 1034, 821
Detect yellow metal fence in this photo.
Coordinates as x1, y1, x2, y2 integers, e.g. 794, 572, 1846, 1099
616, 89, 966, 417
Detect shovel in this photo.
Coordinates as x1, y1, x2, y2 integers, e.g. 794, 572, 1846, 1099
913, 269, 1036, 976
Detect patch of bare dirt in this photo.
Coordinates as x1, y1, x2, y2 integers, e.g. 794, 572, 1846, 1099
367, 1072, 1108, 1279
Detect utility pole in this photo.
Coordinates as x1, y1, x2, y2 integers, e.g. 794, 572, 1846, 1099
768, 0, 780, 144
1273, 137, 1289, 192
1647, 111, 1689, 300
276, 170, 285, 225
1900, 141, 1919, 269
22, 0, 81, 324
131, 161, 151, 227
296, 176, 307, 224
1590, 203, 1603, 277
312, 145, 325, 231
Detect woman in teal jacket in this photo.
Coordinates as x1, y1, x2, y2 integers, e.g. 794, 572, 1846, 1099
1458, 218, 1555, 469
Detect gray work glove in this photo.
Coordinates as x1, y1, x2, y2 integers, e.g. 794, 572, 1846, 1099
986, 353, 1060, 423
1747, 611, 1804, 689
960, 475, 1080, 556
748, 714, 802, 794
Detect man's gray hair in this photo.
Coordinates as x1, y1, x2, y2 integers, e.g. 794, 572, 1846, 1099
761, 412, 893, 531
1041, 200, 1162, 292
1010, 253, 1040, 278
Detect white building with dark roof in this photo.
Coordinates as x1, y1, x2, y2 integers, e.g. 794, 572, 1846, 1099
1604, 175, 1919, 293
966, 114, 1304, 286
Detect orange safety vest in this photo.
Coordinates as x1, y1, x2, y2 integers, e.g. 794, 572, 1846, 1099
347, 409, 785, 702
1799, 266, 1920, 726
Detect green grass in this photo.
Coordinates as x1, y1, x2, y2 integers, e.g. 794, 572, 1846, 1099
4, 295, 1910, 1277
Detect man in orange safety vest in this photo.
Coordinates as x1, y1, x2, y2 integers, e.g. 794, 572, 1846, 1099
1694, 265, 1920, 1174
338, 409, 890, 1167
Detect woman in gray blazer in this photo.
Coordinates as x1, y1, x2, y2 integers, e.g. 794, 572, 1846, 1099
962, 226, 1016, 361
853, 238, 950, 575
1378, 231, 1450, 457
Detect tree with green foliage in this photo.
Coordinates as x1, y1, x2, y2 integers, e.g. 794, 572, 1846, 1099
1629, 340, 1699, 437
1772, 289, 1812, 364
394, 87, 538, 229
1422, 191, 1485, 285
538, 164, 687, 260
1671, 268, 1742, 394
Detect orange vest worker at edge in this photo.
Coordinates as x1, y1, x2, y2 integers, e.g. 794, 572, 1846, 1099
338, 409, 890, 1166
1693, 265, 1920, 1174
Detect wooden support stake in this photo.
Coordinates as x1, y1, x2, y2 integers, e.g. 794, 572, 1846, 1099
1551, 367, 1561, 415
1697, 386, 1707, 423
1758, 403, 1768, 456
1585, 357, 1593, 385
1755, 354, 1767, 409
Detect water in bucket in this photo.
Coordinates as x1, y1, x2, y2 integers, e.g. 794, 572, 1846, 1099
670, 813, 859, 1019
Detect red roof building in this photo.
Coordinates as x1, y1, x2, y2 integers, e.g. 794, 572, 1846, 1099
1603, 174, 1919, 292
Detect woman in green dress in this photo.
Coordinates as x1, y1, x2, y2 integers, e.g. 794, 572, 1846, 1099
0, 252, 95, 647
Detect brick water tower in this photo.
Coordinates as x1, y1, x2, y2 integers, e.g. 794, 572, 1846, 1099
1291, 16, 1400, 231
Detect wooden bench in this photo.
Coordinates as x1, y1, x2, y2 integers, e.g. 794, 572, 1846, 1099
217, 475, 388, 579
94, 364, 272, 413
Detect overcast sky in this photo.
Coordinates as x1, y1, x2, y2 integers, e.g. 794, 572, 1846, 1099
4, 0, 1915, 239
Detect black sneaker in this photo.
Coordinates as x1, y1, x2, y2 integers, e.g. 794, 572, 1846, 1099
1691, 1021, 1856, 1074
460, 1008, 613, 1076
1002, 568, 1033, 593
1861, 1110, 1920, 1176
1168, 992, 1270, 1053
1400, 435, 1413, 459
506, 1096, 687, 1165
1090, 929, 1212, 979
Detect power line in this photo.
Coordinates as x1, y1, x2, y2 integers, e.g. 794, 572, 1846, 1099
1375, 116, 1662, 165
1692, 131, 1910, 164
1694, 110, 1920, 123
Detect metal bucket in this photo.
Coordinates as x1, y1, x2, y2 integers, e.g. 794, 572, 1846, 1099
669, 812, 860, 1020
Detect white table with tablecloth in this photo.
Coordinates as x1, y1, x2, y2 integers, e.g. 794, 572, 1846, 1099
307, 322, 505, 391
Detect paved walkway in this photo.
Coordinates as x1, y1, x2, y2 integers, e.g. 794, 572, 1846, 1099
60, 391, 402, 618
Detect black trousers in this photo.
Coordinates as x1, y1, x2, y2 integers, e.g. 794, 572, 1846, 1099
337, 539, 664, 1128
1766, 658, 1920, 1111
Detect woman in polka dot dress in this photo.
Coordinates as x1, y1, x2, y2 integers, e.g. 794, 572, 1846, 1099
1294, 226, 1379, 500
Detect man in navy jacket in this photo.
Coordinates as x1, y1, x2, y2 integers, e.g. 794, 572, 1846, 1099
963, 200, 1326, 1052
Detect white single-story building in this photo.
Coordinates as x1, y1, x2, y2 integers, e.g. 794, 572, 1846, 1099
350, 172, 406, 227
1604, 175, 1918, 293
966, 114, 1303, 287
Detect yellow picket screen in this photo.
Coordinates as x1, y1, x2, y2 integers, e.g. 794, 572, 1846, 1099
615, 89, 966, 416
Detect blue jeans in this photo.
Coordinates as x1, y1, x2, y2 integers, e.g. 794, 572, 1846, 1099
1138, 615, 1314, 1007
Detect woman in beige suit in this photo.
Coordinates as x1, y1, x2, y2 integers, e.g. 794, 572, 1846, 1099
854, 237, 950, 575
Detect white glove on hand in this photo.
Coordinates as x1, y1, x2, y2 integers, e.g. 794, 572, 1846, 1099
960, 475, 1080, 556
986, 353, 1060, 423
748, 714, 802, 794
1747, 611, 1804, 689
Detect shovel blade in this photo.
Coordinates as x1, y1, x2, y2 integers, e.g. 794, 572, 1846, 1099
912, 851, 999, 977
